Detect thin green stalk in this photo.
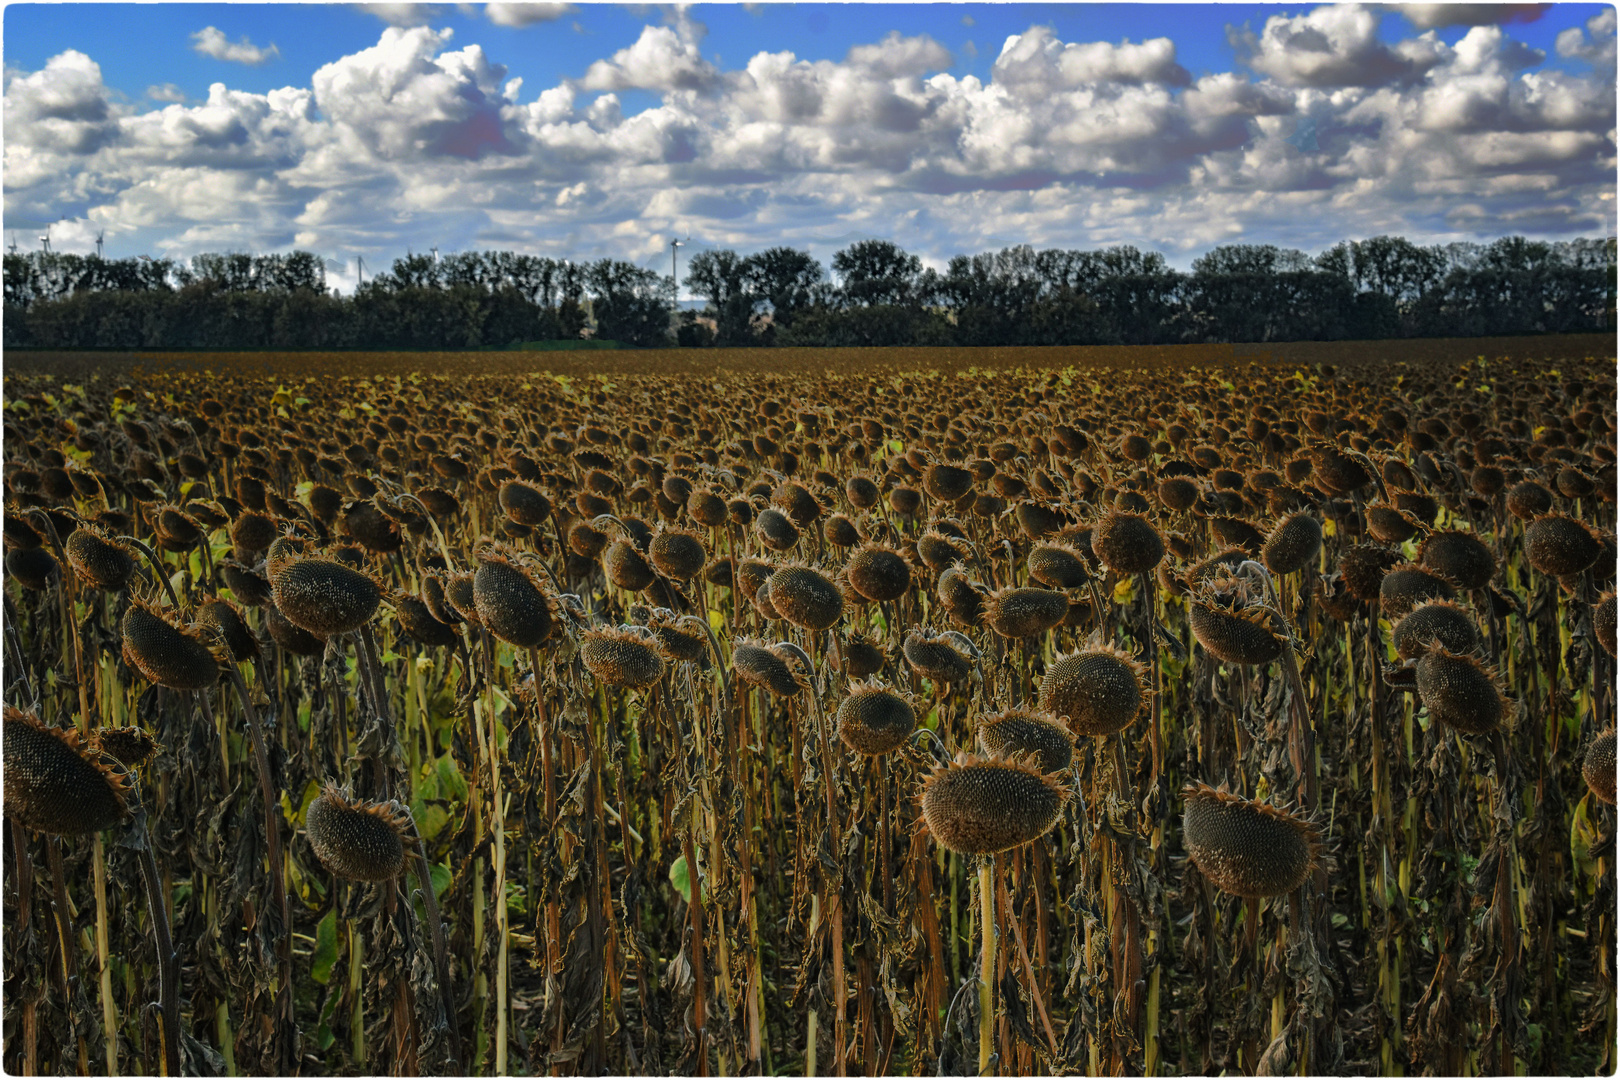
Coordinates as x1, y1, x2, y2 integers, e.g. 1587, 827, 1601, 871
481, 633, 509, 1076
978, 857, 995, 1077
350, 919, 366, 1067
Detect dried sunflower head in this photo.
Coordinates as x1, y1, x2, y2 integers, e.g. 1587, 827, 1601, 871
305, 786, 412, 882
1261, 511, 1322, 576
921, 752, 1068, 855
976, 707, 1075, 775
473, 548, 558, 648
983, 585, 1069, 639
64, 521, 136, 592
1524, 514, 1603, 578
1091, 510, 1164, 575
581, 625, 666, 689
3, 707, 132, 835
1392, 599, 1479, 662
1583, 731, 1616, 805
1414, 644, 1509, 735
647, 525, 708, 581
844, 543, 911, 603
1189, 576, 1287, 667
836, 679, 915, 756
766, 563, 844, 631
1182, 782, 1321, 899
1027, 542, 1090, 590
1039, 639, 1148, 737
903, 627, 976, 685
732, 636, 805, 698
121, 600, 224, 691
269, 551, 383, 638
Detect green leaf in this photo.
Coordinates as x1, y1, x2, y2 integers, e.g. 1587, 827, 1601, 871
311, 909, 339, 985
505, 880, 527, 916
436, 754, 468, 803
314, 965, 341, 1050
669, 854, 692, 904
417, 802, 450, 842
415, 758, 441, 799
292, 779, 323, 825
430, 860, 452, 900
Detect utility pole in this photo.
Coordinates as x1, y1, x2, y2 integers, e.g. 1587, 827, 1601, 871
671, 237, 684, 313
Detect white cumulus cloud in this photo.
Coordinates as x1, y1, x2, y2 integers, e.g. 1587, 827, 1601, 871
1393, 4, 1549, 30
191, 27, 281, 66
994, 27, 1191, 91
1557, 7, 1618, 67
310, 26, 517, 160
846, 32, 953, 79
484, 3, 573, 28
1234, 4, 1445, 88
4, 49, 120, 156
579, 24, 720, 93
355, 4, 445, 28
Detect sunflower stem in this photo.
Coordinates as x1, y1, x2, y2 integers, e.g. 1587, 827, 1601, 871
978, 857, 995, 1077
412, 843, 463, 1071
11, 818, 38, 1077
480, 631, 509, 1076
91, 834, 116, 1076
128, 815, 181, 1077
219, 659, 295, 1069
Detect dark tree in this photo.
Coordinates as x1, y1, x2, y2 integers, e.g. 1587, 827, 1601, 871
832, 240, 922, 308
4, 237, 1612, 349
683, 249, 758, 345
586, 259, 672, 348
744, 247, 824, 337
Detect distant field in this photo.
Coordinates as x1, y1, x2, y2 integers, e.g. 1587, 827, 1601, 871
6, 332, 1613, 381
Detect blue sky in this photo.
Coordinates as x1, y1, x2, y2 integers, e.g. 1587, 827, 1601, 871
7, 4, 1607, 107
5, 3, 1615, 291
7, 4, 1607, 89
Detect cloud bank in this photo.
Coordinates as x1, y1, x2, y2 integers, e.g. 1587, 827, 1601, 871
5, 4, 1613, 274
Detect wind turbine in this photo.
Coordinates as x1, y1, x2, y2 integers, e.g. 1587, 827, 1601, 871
7, 234, 17, 256
38, 228, 50, 255
94, 230, 105, 259
356, 255, 367, 288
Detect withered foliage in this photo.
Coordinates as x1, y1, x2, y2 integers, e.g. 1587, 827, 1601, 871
2, 346, 1615, 1077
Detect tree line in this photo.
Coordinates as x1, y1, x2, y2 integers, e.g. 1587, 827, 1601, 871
4, 235, 1613, 351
